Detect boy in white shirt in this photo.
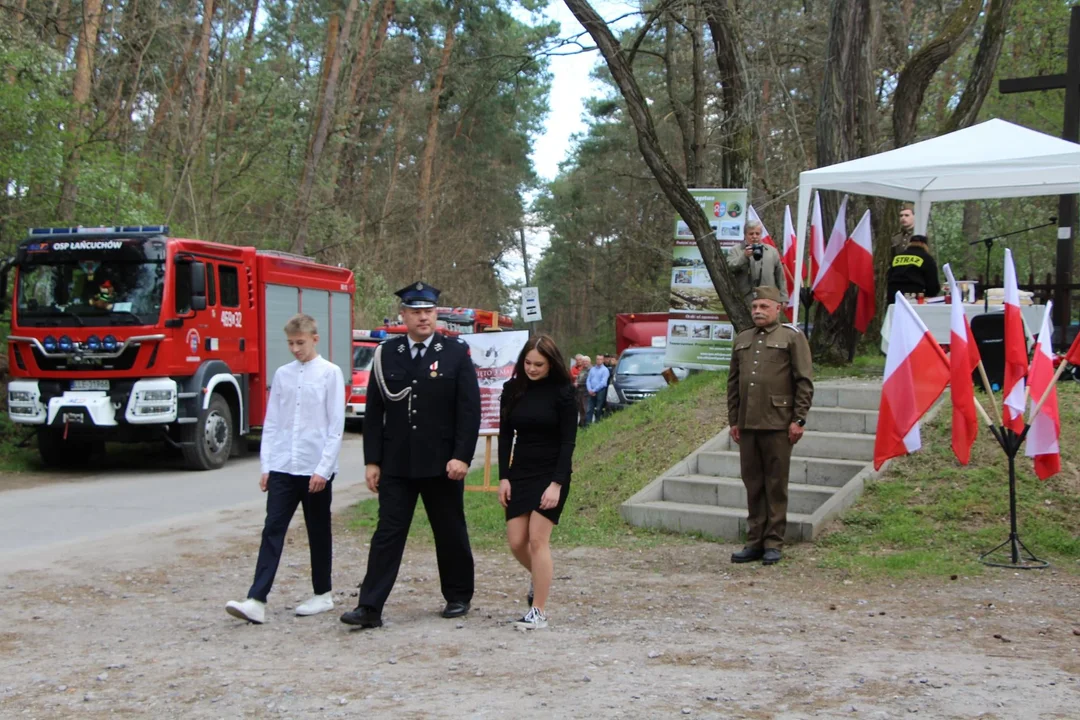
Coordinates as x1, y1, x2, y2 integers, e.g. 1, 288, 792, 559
226, 313, 346, 623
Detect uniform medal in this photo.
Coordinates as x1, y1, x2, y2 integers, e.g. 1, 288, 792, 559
429, 360, 439, 378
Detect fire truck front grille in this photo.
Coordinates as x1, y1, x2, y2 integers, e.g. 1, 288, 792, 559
32, 345, 141, 372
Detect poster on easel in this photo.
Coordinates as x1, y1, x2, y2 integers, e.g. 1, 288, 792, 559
666, 188, 746, 371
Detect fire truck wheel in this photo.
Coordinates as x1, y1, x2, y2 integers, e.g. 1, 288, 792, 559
182, 393, 234, 470
37, 428, 103, 468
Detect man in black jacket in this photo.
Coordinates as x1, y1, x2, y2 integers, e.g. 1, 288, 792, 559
341, 281, 481, 628
887, 235, 941, 303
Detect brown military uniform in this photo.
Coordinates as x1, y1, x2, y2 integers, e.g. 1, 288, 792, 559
727, 296, 814, 550
890, 227, 913, 260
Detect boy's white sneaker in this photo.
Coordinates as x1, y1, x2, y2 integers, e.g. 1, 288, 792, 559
295, 592, 334, 616
226, 598, 266, 624
515, 606, 548, 629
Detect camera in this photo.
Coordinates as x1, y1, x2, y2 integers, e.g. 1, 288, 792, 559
751, 243, 764, 261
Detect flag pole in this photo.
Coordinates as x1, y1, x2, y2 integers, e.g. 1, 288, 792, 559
1029, 360, 1071, 420
975, 360, 1004, 428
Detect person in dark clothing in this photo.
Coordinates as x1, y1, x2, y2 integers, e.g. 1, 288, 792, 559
887, 235, 941, 303
340, 281, 481, 630
498, 335, 577, 630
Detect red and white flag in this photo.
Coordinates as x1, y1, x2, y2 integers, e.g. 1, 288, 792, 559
944, 263, 981, 465
809, 191, 825, 285
1066, 326, 1080, 366
782, 205, 798, 321
747, 205, 776, 249
847, 209, 875, 333
1025, 302, 1060, 480
874, 292, 951, 470
812, 195, 850, 313
1002, 248, 1027, 434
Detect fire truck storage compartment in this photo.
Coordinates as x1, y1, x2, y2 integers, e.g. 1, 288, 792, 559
263, 284, 352, 394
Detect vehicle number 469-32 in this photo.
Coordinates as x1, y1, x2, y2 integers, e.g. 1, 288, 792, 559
221, 310, 243, 328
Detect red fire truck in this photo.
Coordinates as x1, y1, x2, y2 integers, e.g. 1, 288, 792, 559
436, 307, 513, 334
3, 226, 355, 470
345, 329, 383, 427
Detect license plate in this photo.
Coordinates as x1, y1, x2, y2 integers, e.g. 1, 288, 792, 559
62, 412, 85, 424
71, 380, 109, 391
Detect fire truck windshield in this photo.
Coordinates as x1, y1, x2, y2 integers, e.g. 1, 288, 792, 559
353, 344, 376, 371
16, 258, 166, 327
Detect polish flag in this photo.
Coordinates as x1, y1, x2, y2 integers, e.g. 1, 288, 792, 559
812, 195, 850, 313
1066, 327, 1080, 366
1002, 248, 1027, 435
847, 209, 875, 333
747, 205, 776, 248
1025, 302, 1060, 480
944, 264, 981, 465
782, 205, 798, 320
873, 292, 951, 470
809, 191, 825, 285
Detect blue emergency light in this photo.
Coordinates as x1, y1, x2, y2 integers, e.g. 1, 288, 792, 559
27, 225, 168, 238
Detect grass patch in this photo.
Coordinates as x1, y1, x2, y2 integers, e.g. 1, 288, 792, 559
817, 383, 1080, 577
814, 353, 885, 381
346, 371, 730, 548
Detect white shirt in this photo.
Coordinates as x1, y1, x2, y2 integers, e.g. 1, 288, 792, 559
409, 333, 434, 359
260, 355, 346, 478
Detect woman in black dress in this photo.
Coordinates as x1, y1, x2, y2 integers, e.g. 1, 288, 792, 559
498, 335, 577, 629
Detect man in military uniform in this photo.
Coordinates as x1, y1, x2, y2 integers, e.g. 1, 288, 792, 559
341, 282, 481, 628
727, 286, 814, 565
726, 221, 789, 309
891, 203, 915, 259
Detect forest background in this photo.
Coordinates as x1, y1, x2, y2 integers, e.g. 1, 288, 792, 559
0, 0, 1071, 357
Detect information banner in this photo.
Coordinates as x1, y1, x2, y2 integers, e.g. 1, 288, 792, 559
666, 188, 747, 371
463, 330, 530, 435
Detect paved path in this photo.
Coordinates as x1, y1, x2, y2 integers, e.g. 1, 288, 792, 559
0, 434, 497, 560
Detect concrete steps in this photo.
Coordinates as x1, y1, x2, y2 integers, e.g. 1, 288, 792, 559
621, 381, 890, 543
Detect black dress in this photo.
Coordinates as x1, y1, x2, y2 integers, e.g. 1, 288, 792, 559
498, 377, 577, 524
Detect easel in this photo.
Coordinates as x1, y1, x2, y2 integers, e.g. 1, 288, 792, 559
464, 434, 499, 493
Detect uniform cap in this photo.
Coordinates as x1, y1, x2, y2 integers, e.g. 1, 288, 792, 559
395, 281, 440, 308
752, 286, 782, 303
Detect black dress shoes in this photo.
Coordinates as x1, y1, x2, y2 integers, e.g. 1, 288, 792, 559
340, 605, 383, 628
762, 548, 782, 565
441, 601, 470, 618
730, 546, 765, 563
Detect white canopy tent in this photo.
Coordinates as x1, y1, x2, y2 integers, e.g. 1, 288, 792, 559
792, 119, 1080, 321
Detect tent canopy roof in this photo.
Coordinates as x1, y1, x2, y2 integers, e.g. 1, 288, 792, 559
798, 119, 1080, 202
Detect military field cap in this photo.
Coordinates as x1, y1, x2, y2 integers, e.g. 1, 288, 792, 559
752, 286, 782, 303
395, 281, 440, 308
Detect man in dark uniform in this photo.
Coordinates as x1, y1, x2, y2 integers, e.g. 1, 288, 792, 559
890, 203, 916, 259
886, 234, 941, 303
727, 287, 814, 566
341, 282, 481, 628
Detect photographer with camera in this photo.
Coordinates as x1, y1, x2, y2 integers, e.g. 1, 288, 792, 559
725, 220, 789, 309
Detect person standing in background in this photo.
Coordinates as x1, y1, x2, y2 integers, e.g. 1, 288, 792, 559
574, 355, 591, 427
584, 354, 609, 425
891, 204, 915, 259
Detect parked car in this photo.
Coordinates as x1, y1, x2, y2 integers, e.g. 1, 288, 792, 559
605, 347, 688, 413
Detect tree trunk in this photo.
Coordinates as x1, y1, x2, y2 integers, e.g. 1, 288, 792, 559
188, 0, 216, 141
57, 0, 104, 221
228, 0, 261, 131
291, 0, 361, 255
942, 0, 1016, 133
563, 0, 752, 331
891, 0, 981, 147
701, 0, 754, 190
145, 30, 199, 157
663, 14, 694, 183
810, 0, 874, 362
690, 1, 706, 186
414, 0, 462, 278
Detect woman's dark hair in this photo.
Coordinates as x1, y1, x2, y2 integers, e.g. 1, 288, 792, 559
501, 334, 572, 418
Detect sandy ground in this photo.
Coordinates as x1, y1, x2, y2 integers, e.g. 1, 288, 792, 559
1, 500, 1079, 719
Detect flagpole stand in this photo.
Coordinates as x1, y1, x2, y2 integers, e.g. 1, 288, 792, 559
978, 426, 1049, 569
800, 287, 814, 336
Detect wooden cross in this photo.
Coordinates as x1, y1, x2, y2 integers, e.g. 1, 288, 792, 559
999, 5, 1080, 340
